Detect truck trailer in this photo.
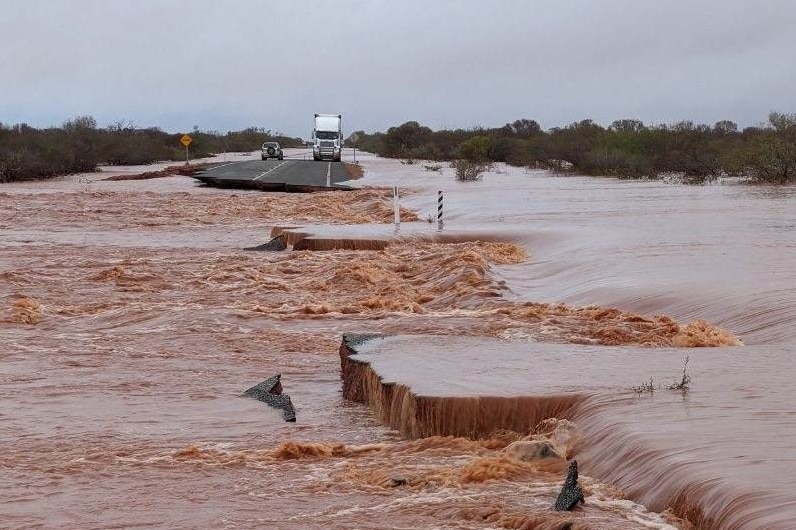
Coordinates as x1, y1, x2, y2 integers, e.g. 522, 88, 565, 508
312, 113, 342, 162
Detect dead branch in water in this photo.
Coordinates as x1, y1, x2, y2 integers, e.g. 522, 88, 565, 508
666, 355, 692, 394
632, 376, 656, 395
634, 355, 692, 396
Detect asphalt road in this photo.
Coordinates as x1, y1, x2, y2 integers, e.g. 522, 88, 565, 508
200, 159, 351, 187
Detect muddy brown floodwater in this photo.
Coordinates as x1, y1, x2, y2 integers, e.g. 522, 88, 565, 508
1, 152, 792, 529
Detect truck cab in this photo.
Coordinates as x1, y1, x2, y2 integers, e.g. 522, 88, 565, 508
312, 113, 342, 162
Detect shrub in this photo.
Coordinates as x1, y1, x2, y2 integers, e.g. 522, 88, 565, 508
453, 159, 488, 181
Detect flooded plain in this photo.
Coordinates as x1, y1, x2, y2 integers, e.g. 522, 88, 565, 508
1, 150, 793, 529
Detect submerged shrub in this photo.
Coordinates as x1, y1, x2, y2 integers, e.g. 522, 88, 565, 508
453, 160, 488, 181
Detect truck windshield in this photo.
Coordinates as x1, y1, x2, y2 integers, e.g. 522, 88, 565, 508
316, 131, 339, 140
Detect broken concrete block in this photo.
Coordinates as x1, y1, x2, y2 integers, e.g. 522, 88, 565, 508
243, 235, 287, 252
243, 374, 296, 422
554, 460, 585, 511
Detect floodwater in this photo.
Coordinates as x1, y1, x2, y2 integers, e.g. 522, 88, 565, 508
0, 149, 792, 528
364, 156, 796, 529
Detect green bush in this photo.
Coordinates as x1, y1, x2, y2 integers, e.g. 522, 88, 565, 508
457, 135, 492, 163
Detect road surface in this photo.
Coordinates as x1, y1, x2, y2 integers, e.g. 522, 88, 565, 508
194, 158, 353, 192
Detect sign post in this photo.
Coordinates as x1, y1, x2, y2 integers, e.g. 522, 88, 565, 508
180, 134, 193, 165
349, 132, 360, 164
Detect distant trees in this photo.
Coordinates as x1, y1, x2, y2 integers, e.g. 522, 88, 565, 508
381, 121, 433, 158
0, 117, 303, 182
352, 113, 796, 184
0, 116, 101, 181
742, 113, 796, 184
508, 119, 541, 136
6, 113, 796, 184
713, 120, 738, 134
609, 119, 645, 134
347, 129, 383, 155
547, 119, 605, 168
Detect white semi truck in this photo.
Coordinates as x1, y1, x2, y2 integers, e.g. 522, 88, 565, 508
312, 113, 342, 161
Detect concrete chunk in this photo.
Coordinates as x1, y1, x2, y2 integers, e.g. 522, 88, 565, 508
243, 374, 296, 422
243, 235, 287, 252
554, 460, 585, 511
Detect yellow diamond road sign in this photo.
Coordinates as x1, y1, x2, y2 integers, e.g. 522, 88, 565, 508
180, 134, 193, 147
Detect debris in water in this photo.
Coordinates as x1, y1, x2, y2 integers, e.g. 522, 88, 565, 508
242, 374, 296, 422
554, 460, 585, 511
102, 163, 209, 180
505, 439, 561, 461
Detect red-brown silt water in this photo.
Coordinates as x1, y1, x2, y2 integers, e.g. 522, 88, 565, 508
367, 155, 796, 528
1, 151, 792, 528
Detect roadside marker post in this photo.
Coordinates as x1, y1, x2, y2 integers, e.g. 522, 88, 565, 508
437, 190, 444, 231
393, 186, 400, 231
180, 134, 193, 165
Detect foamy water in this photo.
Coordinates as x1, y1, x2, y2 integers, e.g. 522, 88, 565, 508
1, 150, 792, 528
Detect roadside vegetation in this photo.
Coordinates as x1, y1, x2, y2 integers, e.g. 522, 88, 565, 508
348, 112, 796, 184
0, 116, 302, 182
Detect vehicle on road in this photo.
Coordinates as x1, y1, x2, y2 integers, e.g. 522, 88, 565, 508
261, 142, 284, 161
312, 114, 342, 162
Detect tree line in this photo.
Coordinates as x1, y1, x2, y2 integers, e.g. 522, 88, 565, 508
348, 113, 796, 184
0, 116, 302, 182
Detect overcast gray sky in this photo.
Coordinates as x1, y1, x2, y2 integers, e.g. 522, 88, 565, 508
2, 0, 795, 136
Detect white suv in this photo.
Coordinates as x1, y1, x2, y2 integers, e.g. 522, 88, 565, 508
261, 142, 284, 161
